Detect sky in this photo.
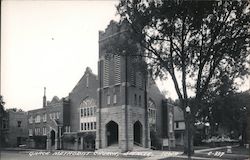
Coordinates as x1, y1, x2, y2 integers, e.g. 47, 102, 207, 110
1, 1, 249, 111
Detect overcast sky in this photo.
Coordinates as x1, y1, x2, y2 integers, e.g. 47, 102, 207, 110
1, 1, 249, 111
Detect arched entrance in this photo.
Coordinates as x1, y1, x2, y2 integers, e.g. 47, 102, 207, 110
50, 130, 55, 147
106, 121, 118, 146
134, 121, 142, 145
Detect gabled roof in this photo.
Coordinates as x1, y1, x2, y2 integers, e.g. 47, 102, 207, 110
70, 67, 97, 93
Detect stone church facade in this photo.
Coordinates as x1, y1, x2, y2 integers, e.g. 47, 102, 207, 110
27, 21, 178, 151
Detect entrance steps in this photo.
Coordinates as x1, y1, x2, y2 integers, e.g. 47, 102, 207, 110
133, 145, 152, 152
96, 144, 152, 153
97, 144, 121, 152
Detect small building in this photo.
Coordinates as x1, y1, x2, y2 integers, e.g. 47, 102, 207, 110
173, 106, 185, 146
0, 106, 8, 147
1, 108, 28, 147
27, 89, 70, 150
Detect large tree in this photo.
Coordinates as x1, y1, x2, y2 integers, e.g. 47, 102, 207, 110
108, 0, 250, 153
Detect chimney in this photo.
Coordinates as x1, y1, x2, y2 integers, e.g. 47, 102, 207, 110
43, 87, 47, 107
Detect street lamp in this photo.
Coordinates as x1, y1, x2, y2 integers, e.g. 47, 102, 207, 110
186, 106, 191, 159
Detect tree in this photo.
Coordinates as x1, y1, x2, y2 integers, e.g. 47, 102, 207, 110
107, 0, 249, 153
0, 95, 5, 151
198, 89, 250, 145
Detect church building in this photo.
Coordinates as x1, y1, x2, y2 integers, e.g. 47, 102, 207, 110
27, 20, 182, 151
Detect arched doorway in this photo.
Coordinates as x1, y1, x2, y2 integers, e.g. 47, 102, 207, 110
134, 121, 142, 145
106, 121, 118, 146
50, 130, 55, 147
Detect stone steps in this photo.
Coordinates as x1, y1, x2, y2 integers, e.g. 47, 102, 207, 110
96, 144, 152, 153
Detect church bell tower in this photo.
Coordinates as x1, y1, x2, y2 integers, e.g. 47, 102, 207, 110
96, 20, 150, 152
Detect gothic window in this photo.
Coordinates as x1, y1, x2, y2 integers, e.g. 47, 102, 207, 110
86, 74, 89, 88
81, 109, 83, 117
114, 55, 121, 84
148, 99, 156, 131
113, 94, 117, 104
107, 95, 111, 105
84, 108, 86, 116
130, 67, 136, 86
104, 57, 110, 87
139, 95, 142, 106
87, 108, 90, 116
79, 98, 97, 131
136, 72, 143, 89
87, 123, 90, 130
90, 122, 93, 130
90, 107, 93, 116
81, 123, 84, 131
134, 94, 137, 105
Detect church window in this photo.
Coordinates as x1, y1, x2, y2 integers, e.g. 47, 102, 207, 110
148, 99, 156, 131
90, 122, 93, 130
134, 94, 137, 105
87, 123, 90, 130
136, 72, 143, 88
86, 74, 89, 88
84, 123, 87, 130
114, 55, 121, 84
113, 94, 117, 104
81, 109, 83, 117
104, 57, 110, 87
94, 122, 96, 129
87, 108, 90, 116
90, 107, 93, 116
139, 95, 142, 106
84, 108, 86, 116
81, 123, 84, 131
107, 95, 111, 105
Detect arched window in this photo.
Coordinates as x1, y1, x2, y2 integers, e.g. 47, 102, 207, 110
148, 99, 156, 131
79, 98, 97, 132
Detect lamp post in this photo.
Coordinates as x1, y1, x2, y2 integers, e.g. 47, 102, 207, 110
240, 106, 247, 146
186, 106, 191, 159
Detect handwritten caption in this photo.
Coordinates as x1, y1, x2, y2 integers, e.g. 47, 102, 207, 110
28, 151, 181, 157
207, 151, 225, 157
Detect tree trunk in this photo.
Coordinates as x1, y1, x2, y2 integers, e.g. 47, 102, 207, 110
183, 117, 194, 155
